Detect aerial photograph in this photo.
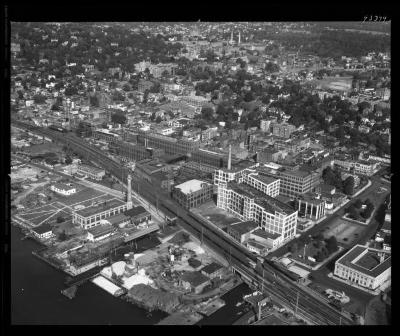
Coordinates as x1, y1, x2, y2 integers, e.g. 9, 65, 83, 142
9, 20, 391, 325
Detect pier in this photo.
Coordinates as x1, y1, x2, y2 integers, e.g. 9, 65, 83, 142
61, 285, 78, 299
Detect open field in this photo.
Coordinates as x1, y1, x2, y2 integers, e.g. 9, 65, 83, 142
322, 218, 365, 246
315, 76, 353, 92
16, 183, 119, 227
51, 187, 107, 206
26, 142, 64, 155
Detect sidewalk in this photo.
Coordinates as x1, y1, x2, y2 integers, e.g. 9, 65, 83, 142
351, 179, 372, 198
327, 272, 381, 296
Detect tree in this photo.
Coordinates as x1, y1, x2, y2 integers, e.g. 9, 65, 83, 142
265, 62, 280, 73
33, 94, 46, 104
51, 104, 60, 111
65, 156, 72, 164
243, 91, 254, 102
343, 176, 355, 195
155, 116, 162, 123
326, 236, 338, 254
122, 83, 131, 92
315, 251, 324, 262
90, 95, 100, 107
200, 106, 214, 121
58, 230, 68, 241
289, 242, 298, 254
111, 112, 127, 125
348, 205, 359, 220
56, 216, 65, 224
354, 199, 363, 209
64, 86, 78, 96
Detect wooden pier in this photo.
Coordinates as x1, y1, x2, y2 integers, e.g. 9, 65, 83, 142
61, 285, 78, 299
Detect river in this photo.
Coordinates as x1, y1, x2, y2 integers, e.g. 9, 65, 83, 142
11, 225, 251, 325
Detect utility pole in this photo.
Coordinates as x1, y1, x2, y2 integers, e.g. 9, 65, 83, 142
295, 291, 299, 317
201, 226, 204, 245
262, 268, 264, 293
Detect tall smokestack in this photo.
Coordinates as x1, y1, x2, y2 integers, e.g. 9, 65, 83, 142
127, 174, 133, 209
144, 138, 148, 148
238, 31, 241, 45
227, 145, 232, 170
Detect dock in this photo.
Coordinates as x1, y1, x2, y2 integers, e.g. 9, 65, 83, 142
157, 312, 204, 325
32, 249, 64, 271
91, 275, 126, 297
61, 285, 78, 299
197, 298, 226, 316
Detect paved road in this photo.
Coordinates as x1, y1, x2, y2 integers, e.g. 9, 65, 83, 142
269, 169, 390, 259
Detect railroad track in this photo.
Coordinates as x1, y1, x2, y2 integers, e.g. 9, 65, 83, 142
12, 121, 355, 325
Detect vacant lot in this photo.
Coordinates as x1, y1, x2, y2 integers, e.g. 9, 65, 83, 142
322, 218, 365, 246
51, 187, 108, 207
193, 201, 240, 229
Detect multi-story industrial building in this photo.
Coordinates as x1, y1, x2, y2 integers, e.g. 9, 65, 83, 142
172, 179, 214, 210
217, 181, 297, 241
180, 95, 210, 111
239, 169, 280, 198
136, 131, 200, 156
93, 129, 121, 143
334, 159, 379, 176
72, 198, 129, 230
258, 166, 320, 199
110, 140, 164, 162
257, 148, 283, 163
273, 136, 310, 153
270, 121, 296, 138
138, 79, 154, 93
334, 245, 391, 291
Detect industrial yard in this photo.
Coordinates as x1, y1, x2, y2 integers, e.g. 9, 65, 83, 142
88, 232, 239, 323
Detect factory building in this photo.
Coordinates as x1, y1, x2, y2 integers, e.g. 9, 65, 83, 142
217, 181, 297, 242
136, 131, 200, 156
72, 198, 129, 230
172, 179, 214, 210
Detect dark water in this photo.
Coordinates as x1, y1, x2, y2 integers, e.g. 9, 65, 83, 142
11, 225, 251, 325
11, 225, 167, 325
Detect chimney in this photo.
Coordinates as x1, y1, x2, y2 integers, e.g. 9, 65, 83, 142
379, 252, 385, 264
227, 145, 232, 170
127, 174, 133, 209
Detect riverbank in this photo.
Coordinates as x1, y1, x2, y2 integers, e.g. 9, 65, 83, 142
11, 225, 168, 325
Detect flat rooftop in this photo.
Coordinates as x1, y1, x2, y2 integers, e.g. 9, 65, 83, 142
336, 245, 391, 278
201, 262, 223, 275
87, 223, 115, 237
247, 239, 267, 250
251, 228, 281, 240
75, 198, 126, 218
175, 179, 210, 194
251, 172, 278, 185
228, 182, 296, 216
229, 220, 259, 235
181, 271, 209, 287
